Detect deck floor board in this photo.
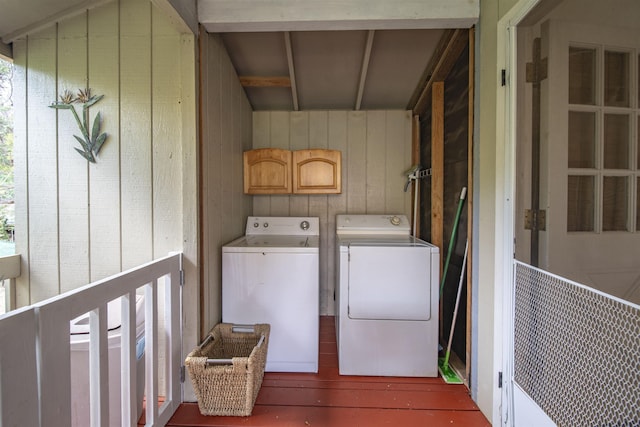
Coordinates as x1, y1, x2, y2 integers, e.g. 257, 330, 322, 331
157, 316, 490, 427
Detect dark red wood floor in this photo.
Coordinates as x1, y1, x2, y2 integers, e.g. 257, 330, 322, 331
156, 316, 490, 427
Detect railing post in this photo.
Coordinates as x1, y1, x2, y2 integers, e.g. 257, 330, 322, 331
0, 307, 39, 427
0, 254, 21, 312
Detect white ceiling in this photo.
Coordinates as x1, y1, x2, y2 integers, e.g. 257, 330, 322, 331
0, 0, 478, 111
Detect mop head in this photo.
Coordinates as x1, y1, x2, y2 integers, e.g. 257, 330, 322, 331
438, 357, 464, 384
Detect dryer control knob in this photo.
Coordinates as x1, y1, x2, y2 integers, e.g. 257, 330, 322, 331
253, 222, 259, 228
300, 220, 310, 230
390, 216, 401, 226
263, 222, 269, 228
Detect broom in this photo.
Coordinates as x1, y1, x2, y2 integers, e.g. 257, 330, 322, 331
438, 239, 468, 384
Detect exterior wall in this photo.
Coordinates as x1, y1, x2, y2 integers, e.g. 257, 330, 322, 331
199, 33, 253, 335
252, 110, 413, 315
12, 0, 196, 306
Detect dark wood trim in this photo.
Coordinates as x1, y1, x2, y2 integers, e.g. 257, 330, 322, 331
409, 29, 469, 115
412, 115, 421, 235
239, 76, 291, 87
431, 81, 445, 275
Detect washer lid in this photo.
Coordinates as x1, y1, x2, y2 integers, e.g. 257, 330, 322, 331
338, 234, 435, 248
336, 214, 411, 235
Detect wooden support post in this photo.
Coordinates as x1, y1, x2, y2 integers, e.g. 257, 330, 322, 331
412, 115, 421, 235
431, 81, 445, 275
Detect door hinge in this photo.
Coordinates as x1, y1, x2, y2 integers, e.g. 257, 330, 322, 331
524, 209, 546, 231
180, 269, 185, 286
501, 69, 506, 86
526, 57, 548, 83
498, 371, 503, 388
180, 365, 186, 383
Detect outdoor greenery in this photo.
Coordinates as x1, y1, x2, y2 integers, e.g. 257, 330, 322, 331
0, 59, 14, 242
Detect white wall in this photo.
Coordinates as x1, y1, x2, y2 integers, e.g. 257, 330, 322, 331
252, 110, 413, 315
200, 33, 254, 335
11, 0, 199, 366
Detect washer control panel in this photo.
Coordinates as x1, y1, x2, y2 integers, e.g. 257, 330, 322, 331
246, 217, 319, 236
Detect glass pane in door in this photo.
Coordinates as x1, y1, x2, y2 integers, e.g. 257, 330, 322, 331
569, 47, 596, 105
602, 176, 628, 231
604, 50, 629, 107
603, 114, 629, 169
567, 175, 595, 231
568, 111, 596, 168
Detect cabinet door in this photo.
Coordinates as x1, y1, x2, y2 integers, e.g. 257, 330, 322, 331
243, 148, 292, 194
292, 149, 342, 194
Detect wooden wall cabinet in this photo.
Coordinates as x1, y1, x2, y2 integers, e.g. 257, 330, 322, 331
243, 148, 292, 194
243, 148, 341, 194
292, 149, 341, 194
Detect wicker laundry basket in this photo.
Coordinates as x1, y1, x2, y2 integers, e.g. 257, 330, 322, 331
185, 323, 270, 416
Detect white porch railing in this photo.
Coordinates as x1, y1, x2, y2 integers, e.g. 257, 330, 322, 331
0, 253, 20, 313
0, 253, 183, 427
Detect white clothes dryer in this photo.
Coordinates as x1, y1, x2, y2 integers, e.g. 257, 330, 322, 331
222, 216, 319, 373
335, 214, 440, 377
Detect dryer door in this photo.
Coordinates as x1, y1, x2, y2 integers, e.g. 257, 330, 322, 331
347, 245, 432, 321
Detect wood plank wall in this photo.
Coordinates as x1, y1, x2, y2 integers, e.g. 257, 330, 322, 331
12, 0, 194, 307
253, 110, 413, 315
200, 33, 253, 335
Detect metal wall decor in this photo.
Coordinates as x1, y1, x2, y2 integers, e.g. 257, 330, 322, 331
50, 88, 107, 163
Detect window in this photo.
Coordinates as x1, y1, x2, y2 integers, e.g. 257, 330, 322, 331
567, 46, 639, 232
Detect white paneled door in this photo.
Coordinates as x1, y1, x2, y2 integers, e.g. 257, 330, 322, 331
540, 20, 640, 304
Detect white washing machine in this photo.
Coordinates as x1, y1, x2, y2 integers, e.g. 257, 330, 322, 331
336, 214, 440, 377
222, 216, 319, 373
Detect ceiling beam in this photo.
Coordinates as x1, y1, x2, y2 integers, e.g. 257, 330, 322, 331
151, 0, 199, 35
198, 0, 478, 32
355, 30, 375, 111
409, 29, 469, 115
239, 76, 291, 87
284, 31, 299, 111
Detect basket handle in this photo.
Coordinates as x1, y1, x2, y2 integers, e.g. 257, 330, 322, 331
231, 324, 256, 333
206, 358, 234, 365
198, 334, 213, 350
204, 334, 266, 365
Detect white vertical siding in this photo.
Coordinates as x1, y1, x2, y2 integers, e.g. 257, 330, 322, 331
120, 0, 153, 270
13, 0, 195, 309
88, 3, 121, 282
12, 38, 29, 307
252, 110, 412, 315
151, 6, 183, 258
200, 33, 253, 335
26, 26, 59, 303
57, 14, 90, 293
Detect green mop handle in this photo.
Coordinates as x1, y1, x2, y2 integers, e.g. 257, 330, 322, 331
440, 187, 467, 297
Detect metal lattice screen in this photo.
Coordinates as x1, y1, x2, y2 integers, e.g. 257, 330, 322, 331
513, 262, 640, 426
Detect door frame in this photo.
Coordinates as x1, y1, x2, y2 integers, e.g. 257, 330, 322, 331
496, 0, 543, 424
